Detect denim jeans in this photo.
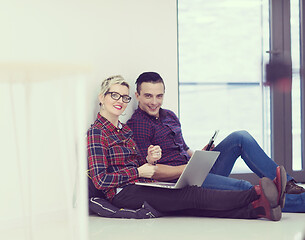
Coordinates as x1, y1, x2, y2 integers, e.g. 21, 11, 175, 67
201, 130, 305, 213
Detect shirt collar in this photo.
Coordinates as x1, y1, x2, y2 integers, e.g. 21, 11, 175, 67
96, 113, 125, 133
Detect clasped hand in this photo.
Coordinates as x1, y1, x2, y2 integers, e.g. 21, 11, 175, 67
146, 145, 162, 164
137, 145, 162, 179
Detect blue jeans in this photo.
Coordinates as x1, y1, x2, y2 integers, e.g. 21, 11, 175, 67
201, 130, 305, 213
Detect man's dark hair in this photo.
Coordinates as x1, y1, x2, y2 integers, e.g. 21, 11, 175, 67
135, 72, 165, 94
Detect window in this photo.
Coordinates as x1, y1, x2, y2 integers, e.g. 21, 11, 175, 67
291, 0, 302, 171
178, 0, 270, 175
178, 0, 305, 183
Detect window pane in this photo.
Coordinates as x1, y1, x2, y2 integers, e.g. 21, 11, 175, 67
178, 0, 270, 173
291, 0, 302, 170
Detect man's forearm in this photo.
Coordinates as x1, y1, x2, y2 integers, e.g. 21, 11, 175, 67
152, 164, 186, 181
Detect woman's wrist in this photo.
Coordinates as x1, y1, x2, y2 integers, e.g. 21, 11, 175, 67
146, 156, 156, 165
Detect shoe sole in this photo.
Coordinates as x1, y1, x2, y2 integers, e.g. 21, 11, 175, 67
278, 166, 287, 208
261, 177, 282, 221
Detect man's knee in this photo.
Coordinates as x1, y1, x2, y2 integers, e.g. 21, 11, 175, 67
238, 179, 253, 190
230, 130, 250, 138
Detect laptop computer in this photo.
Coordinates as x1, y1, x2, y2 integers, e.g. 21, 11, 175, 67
135, 150, 220, 189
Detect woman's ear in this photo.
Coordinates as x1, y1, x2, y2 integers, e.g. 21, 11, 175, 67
98, 94, 104, 106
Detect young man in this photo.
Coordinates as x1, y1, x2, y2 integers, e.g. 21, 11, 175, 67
127, 71, 305, 213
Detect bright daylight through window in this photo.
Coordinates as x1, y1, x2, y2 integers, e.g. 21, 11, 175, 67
178, 0, 270, 174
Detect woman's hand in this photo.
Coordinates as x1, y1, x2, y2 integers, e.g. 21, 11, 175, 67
138, 163, 157, 178
146, 145, 162, 165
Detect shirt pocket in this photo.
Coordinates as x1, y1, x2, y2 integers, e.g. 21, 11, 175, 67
153, 124, 177, 149
108, 139, 138, 166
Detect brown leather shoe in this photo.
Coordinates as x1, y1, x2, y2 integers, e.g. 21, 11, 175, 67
285, 179, 305, 194
252, 177, 282, 221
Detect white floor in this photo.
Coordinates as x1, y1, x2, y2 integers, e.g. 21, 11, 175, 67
89, 213, 305, 240
2, 186, 304, 240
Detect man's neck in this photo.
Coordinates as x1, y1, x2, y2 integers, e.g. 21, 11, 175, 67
138, 106, 161, 118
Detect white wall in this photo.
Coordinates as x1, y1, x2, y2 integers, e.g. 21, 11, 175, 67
0, 1, 178, 239
1, 0, 178, 123
85, 0, 179, 123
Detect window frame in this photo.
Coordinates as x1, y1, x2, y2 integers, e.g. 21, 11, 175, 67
177, 0, 305, 184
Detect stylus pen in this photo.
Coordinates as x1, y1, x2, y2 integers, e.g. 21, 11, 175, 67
206, 141, 214, 151
206, 130, 219, 151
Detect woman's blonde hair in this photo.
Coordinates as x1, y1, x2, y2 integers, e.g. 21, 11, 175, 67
99, 75, 130, 96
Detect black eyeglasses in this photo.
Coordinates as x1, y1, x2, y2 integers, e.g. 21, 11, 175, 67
105, 92, 131, 103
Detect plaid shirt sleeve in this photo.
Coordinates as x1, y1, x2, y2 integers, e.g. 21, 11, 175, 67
127, 117, 152, 160
170, 111, 190, 152
87, 127, 139, 192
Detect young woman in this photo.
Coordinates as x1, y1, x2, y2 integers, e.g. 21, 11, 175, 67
87, 75, 286, 221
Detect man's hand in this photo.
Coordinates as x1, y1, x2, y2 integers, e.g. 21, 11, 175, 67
138, 163, 157, 178
187, 149, 194, 157
202, 144, 215, 151
146, 145, 162, 165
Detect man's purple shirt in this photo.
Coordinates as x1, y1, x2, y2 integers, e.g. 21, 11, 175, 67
127, 108, 190, 166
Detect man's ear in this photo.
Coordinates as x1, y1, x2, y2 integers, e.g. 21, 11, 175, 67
135, 92, 140, 101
